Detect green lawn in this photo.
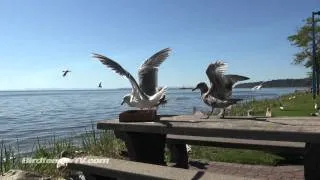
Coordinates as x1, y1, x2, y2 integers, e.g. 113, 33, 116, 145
229, 91, 318, 117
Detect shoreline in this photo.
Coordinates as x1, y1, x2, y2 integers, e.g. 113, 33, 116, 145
1, 90, 314, 178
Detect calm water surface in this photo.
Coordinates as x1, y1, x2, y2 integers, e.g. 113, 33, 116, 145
0, 88, 306, 153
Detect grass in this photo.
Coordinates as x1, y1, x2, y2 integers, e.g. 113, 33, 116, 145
0, 126, 125, 178
0, 91, 316, 177
189, 146, 284, 165
229, 91, 318, 117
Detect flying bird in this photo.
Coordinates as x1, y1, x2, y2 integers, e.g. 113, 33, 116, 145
62, 70, 71, 77
98, 82, 102, 88
192, 61, 249, 118
93, 48, 171, 109
251, 82, 264, 91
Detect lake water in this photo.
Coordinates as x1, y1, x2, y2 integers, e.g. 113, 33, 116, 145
0, 87, 306, 154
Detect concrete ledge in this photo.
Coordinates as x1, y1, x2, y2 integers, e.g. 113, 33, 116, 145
67, 156, 258, 180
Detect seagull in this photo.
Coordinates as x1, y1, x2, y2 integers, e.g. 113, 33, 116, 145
288, 95, 296, 100
311, 102, 320, 116
192, 61, 249, 118
251, 82, 264, 91
279, 100, 288, 110
98, 82, 102, 88
265, 107, 272, 117
247, 108, 254, 117
62, 70, 71, 77
93, 48, 171, 109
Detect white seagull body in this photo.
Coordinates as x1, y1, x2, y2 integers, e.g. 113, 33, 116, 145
93, 48, 171, 109
252, 84, 263, 91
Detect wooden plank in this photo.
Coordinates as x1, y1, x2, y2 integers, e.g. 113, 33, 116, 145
166, 135, 305, 154
97, 115, 320, 143
67, 156, 257, 180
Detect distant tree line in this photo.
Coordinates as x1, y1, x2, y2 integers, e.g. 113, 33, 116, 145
234, 78, 311, 88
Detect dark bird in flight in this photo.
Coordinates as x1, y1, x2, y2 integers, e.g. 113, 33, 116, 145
62, 70, 71, 77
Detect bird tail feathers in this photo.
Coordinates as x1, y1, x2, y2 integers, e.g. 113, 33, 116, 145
150, 86, 167, 102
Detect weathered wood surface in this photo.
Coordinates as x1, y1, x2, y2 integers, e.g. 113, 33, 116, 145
167, 135, 305, 154
97, 115, 320, 143
67, 157, 258, 180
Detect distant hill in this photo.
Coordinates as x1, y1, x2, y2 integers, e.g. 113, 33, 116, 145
234, 78, 311, 88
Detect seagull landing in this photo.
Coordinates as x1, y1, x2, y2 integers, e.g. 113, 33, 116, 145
192, 61, 249, 119
93, 48, 171, 109
62, 70, 71, 77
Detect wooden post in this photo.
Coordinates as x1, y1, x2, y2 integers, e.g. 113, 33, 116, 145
167, 143, 189, 169
115, 108, 165, 166
304, 142, 320, 180
115, 131, 166, 166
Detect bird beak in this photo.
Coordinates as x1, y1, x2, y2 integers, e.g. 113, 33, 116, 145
192, 87, 198, 91
121, 100, 125, 105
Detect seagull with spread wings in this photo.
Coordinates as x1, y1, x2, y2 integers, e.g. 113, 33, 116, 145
192, 61, 249, 118
62, 70, 71, 77
93, 48, 171, 109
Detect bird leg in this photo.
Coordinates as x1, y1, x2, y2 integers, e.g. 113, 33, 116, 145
220, 108, 226, 119
202, 107, 214, 119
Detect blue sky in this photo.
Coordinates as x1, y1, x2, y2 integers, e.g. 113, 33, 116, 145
0, 0, 318, 90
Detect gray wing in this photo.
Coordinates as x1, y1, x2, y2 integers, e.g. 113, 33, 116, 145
93, 53, 148, 99
206, 61, 228, 87
138, 48, 171, 95
224, 74, 249, 86
138, 48, 171, 77
206, 61, 228, 97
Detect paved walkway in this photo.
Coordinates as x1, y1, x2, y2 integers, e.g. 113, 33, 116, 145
189, 160, 304, 180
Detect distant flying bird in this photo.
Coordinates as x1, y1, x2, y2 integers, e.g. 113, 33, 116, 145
98, 82, 102, 88
192, 61, 249, 118
93, 48, 171, 109
62, 70, 71, 77
251, 82, 264, 91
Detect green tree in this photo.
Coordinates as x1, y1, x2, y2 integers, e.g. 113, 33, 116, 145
288, 17, 320, 70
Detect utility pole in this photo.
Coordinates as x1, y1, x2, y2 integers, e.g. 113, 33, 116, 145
312, 11, 320, 99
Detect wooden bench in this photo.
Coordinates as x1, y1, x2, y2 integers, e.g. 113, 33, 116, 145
97, 115, 320, 180
166, 134, 305, 154
66, 156, 257, 180
166, 135, 305, 168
